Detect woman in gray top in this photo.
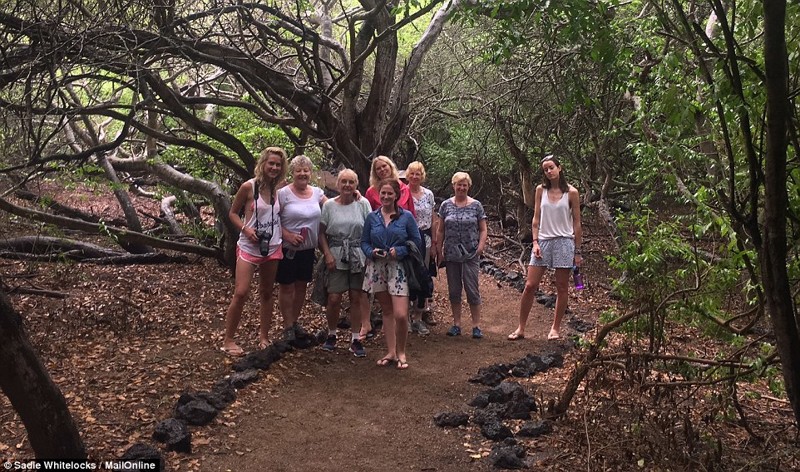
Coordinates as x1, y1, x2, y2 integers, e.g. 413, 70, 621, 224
318, 169, 372, 357
435, 172, 488, 339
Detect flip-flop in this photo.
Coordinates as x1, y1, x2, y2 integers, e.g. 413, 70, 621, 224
220, 345, 246, 357
547, 331, 561, 340
396, 359, 409, 370
258, 340, 269, 350
507, 332, 525, 341
377, 356, 397, 367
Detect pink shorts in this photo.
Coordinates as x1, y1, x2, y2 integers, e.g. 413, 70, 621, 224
237, 246, 283, 266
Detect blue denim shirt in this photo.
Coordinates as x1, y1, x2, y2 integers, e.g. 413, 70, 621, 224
361, 208, 421, 261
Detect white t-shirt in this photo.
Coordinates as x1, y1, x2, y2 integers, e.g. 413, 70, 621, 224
278, 185, 325, 251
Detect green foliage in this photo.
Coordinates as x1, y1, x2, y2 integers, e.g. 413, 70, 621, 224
418, 121, 513, 193
160, 103, 293, 181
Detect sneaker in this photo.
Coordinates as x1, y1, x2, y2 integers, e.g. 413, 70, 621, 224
411, 320, 430, 335
446, 325, 461, 336
472, 327, 483, 339
322, 335, 337, 351
422, 311, 437, 326
349, 339, 366, 357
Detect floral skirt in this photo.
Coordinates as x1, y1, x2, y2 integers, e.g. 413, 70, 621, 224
362, 258, 409, 296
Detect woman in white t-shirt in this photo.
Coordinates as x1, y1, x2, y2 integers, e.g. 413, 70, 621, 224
508, 154, 582, 341
222, 147, 287, 356
277, 155, 326, 341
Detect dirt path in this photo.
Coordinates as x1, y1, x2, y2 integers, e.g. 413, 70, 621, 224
205, 276, 568, 472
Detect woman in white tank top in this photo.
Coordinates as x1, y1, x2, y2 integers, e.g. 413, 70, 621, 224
222, 147, 288, 357
508, 155, 583, 341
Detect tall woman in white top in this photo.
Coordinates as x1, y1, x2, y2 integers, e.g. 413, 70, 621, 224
508, 155, 582, 341
223, 147, 288, 356
277, 155, 326, 340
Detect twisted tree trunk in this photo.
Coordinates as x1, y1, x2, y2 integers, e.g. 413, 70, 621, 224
0, 284, 86, 458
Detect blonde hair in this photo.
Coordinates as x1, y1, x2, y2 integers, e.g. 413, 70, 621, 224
254, 146, 288, 191
336, 168, 359, 187
451, 171, 472, 186
369, 155, 399, 189
405, 161, 427, 182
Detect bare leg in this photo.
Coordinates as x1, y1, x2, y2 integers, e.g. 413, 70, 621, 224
550, 268, 571, 339
291, 281, 308, 325
278, 283, 294, 329
326, 292, 343, 331
359, 298, 372, 338
450, 300, 462, 327
224, 258, 257, 353
469, 303, 481, 328
376, 292, 396, 362
349, 289, 367, 337
393, 295, 410, 363
511, 265, 546, 338
257, 260, 279, 347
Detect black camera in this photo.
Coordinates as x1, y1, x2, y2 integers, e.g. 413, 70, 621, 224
257, 231, 272, 256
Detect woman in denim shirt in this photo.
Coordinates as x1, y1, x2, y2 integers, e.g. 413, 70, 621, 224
361, 178, 422, 369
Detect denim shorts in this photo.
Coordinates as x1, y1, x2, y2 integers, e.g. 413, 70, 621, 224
529, 237, 575, 269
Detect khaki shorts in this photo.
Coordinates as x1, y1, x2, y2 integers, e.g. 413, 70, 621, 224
327, 268, 366, 294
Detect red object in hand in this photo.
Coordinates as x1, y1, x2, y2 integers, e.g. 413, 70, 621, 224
300, 227, 308, 239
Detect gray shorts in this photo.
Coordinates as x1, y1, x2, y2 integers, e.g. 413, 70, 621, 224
530, 237, 575, 269
327, 268, 365, 294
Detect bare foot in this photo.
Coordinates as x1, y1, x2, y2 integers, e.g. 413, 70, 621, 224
258, 339, 270, 350
221, 343, 246, 357
507, 330, 525, 341
547, 329, 560, 340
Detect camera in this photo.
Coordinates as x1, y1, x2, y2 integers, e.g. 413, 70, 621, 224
257, 231, 272, 256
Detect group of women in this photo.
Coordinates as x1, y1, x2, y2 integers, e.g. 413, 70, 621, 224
222, 148, 582, 368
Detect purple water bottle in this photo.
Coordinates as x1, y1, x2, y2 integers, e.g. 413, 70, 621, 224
573, 266, 584, 290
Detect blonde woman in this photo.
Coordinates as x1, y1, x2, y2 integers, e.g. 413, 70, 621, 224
435, 172, 488, 339
365, 155, 415, 216
222, 147, 288, 356
405, 161, 438, 332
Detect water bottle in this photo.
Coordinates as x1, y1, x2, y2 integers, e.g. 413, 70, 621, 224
573, 266, 584, 290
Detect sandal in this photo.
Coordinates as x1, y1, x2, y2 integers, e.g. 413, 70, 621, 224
220, 345, 245, 357
377, 356, 397, 367
258, 340, 270, 350
547, 330, 561, 340
507, 331, 525, 341
396, 359, 409, 370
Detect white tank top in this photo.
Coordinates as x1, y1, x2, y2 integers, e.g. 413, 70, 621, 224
237, 179, 282, 257
538, 188, 574, 239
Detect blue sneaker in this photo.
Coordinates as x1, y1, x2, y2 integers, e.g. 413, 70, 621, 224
349, 339, 366, 358
472, 327, 483, 339
322, 335, 337, 351
446, 325, 461, 336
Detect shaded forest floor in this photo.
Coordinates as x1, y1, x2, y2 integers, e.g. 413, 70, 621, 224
1, 182, 799, 471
